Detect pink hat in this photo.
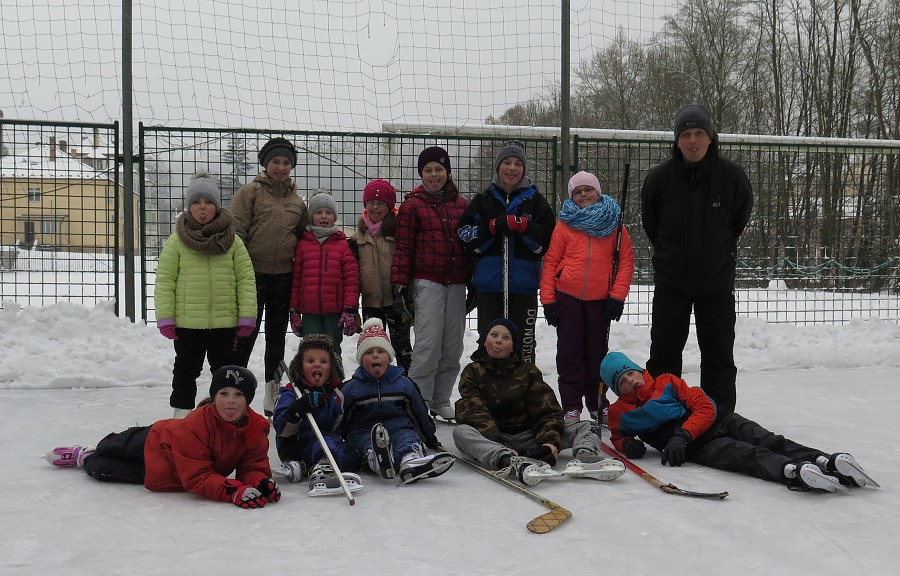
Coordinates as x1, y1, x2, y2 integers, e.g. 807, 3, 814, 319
567, 171, 602, 198
363, 179, 397, 210
356, 318, 396, 363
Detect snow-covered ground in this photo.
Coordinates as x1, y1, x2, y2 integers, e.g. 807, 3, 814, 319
2, 301, 899, 575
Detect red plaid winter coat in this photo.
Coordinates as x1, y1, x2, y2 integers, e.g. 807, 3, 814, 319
390, 185, 471, 287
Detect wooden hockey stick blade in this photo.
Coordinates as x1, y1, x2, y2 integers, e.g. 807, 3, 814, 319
601, 442, 728, 500
441, 445, 573, 533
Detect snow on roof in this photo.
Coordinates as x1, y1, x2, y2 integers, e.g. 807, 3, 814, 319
0, 144, 107, 180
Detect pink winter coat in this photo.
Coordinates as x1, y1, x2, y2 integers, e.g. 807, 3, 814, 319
290, 230, 360, 313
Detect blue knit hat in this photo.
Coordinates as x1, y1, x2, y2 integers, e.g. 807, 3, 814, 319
483, 317, 521, 354
599, 352, 642, 396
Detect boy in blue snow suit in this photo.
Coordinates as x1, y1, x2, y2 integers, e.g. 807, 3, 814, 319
600, 351, 879, 492
340, 318, 454, 483
273, 334, 363, 494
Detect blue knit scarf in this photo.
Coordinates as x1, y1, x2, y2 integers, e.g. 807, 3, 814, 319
558, 196, 620, 238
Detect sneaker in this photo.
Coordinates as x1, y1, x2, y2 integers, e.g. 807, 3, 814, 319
563, 409, 581, 424
263, 379, 279, 417
823, 453, 880, 488
564, 457, 626, 481
307, 459, 364, 497
45, 445, 95, 468
511, 456, 561, 486
786, 462, 847, 493
368, 423, 395, 479
173, 408, 191, 419
398, 447, 455, 484
273, 460, 307, 483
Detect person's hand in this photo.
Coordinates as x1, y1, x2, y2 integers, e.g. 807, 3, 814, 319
489, 217, 510, 236
543, 303, 559, 327
255, 478, 281, 503
661, 428, 691, 467
289, 309, 303, 337
622, 437, 647, 459
157, 320, 177, 340
339, 308, 358, 336
231, 485, 267, 509
604, 297, 625, 323
504, 215, 529, 233
523, 444, 557, 466
286, 390, 326, 422
235, 317, 256, 338
392, 285, 414, 323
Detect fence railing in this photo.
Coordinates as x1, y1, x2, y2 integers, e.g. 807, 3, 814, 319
3, 119, 898, 325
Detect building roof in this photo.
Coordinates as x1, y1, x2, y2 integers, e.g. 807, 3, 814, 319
0, 143, 109, 180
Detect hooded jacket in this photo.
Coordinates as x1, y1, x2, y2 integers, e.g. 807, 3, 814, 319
143, 403, 271, 502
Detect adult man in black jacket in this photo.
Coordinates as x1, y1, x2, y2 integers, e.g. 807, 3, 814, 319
640, 104, 753, 413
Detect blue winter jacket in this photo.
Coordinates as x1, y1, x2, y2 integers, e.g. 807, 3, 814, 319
457, 180, 555, 294
340, 365, 438, 449
272, 377, 345, 464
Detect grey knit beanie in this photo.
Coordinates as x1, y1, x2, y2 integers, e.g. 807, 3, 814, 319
494, 142, 527, 174
308, 188, 338, 216
184, 170, 221, 210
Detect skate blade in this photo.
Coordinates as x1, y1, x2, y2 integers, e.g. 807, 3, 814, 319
834, 455, 880, 488
563, 462, 626, 481
398, 454, 456, 485
801, 467, 849, 493
308, 476, 365, 497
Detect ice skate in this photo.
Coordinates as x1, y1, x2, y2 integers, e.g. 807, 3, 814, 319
369, 423, 395, 479
429, 403, 457, 425
307, 460, 363, 497
45, 445, 95, 469
508, 456, 562, 486
272, 460, 307, 483
397, 446, 455, 485
563, 457, 626, 481
787, 462, 848, 493
826, 453, 880, 488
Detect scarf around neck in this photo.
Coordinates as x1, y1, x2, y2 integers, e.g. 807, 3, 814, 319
175, 208, 235, 255
558, 196, 620, 239
363, 211, 383, 237
307, 224, 339, 243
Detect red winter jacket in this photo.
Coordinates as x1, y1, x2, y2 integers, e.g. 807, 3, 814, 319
290, 230, 361, 313
391, 186, 470, 287
142, 403, 271, 503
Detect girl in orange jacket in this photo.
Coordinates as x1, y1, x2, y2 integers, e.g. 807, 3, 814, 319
539, 171, 634, 423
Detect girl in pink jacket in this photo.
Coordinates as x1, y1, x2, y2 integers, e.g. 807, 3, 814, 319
539, 171, 634, 424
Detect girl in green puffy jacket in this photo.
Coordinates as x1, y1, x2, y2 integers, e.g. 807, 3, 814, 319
155, 171, 258, 418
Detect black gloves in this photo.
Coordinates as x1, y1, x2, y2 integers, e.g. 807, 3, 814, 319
544, 303, 559, 327
661, 428, 691, 467
392, 285, 413, 324
604, 297, 625, 322
286, 390, 325, 422
622, 437, 647, 459
255, 478, 281, 503
523, 445, 557, 466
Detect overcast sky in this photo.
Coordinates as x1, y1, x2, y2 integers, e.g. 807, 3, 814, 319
0, 0, 675, 132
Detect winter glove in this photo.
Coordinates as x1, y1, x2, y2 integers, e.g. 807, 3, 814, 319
255, 478, 281, 503
289, 308, 303, 337
523, 444, 557, 466
622, 437, 647, 459
286, 390, 326, 422
157, 319, 177, 340
230, 485, 267, 509
603, 297, 625, 323
392, 285, 414, 324
661, 428, 691, 467
504, 215, 529, 233
339, 308, 359, 336
424, 435, 440, 450
543, 303, 559, 327
488, 217, 510, 236
235, 317, 256, 338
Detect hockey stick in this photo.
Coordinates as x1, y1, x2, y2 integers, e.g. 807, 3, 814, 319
440, 445, 572, 534
284, 360, 356, 505
600, 441, 728, 499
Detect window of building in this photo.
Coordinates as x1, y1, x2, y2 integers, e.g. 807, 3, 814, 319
27, 187, 42, 202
